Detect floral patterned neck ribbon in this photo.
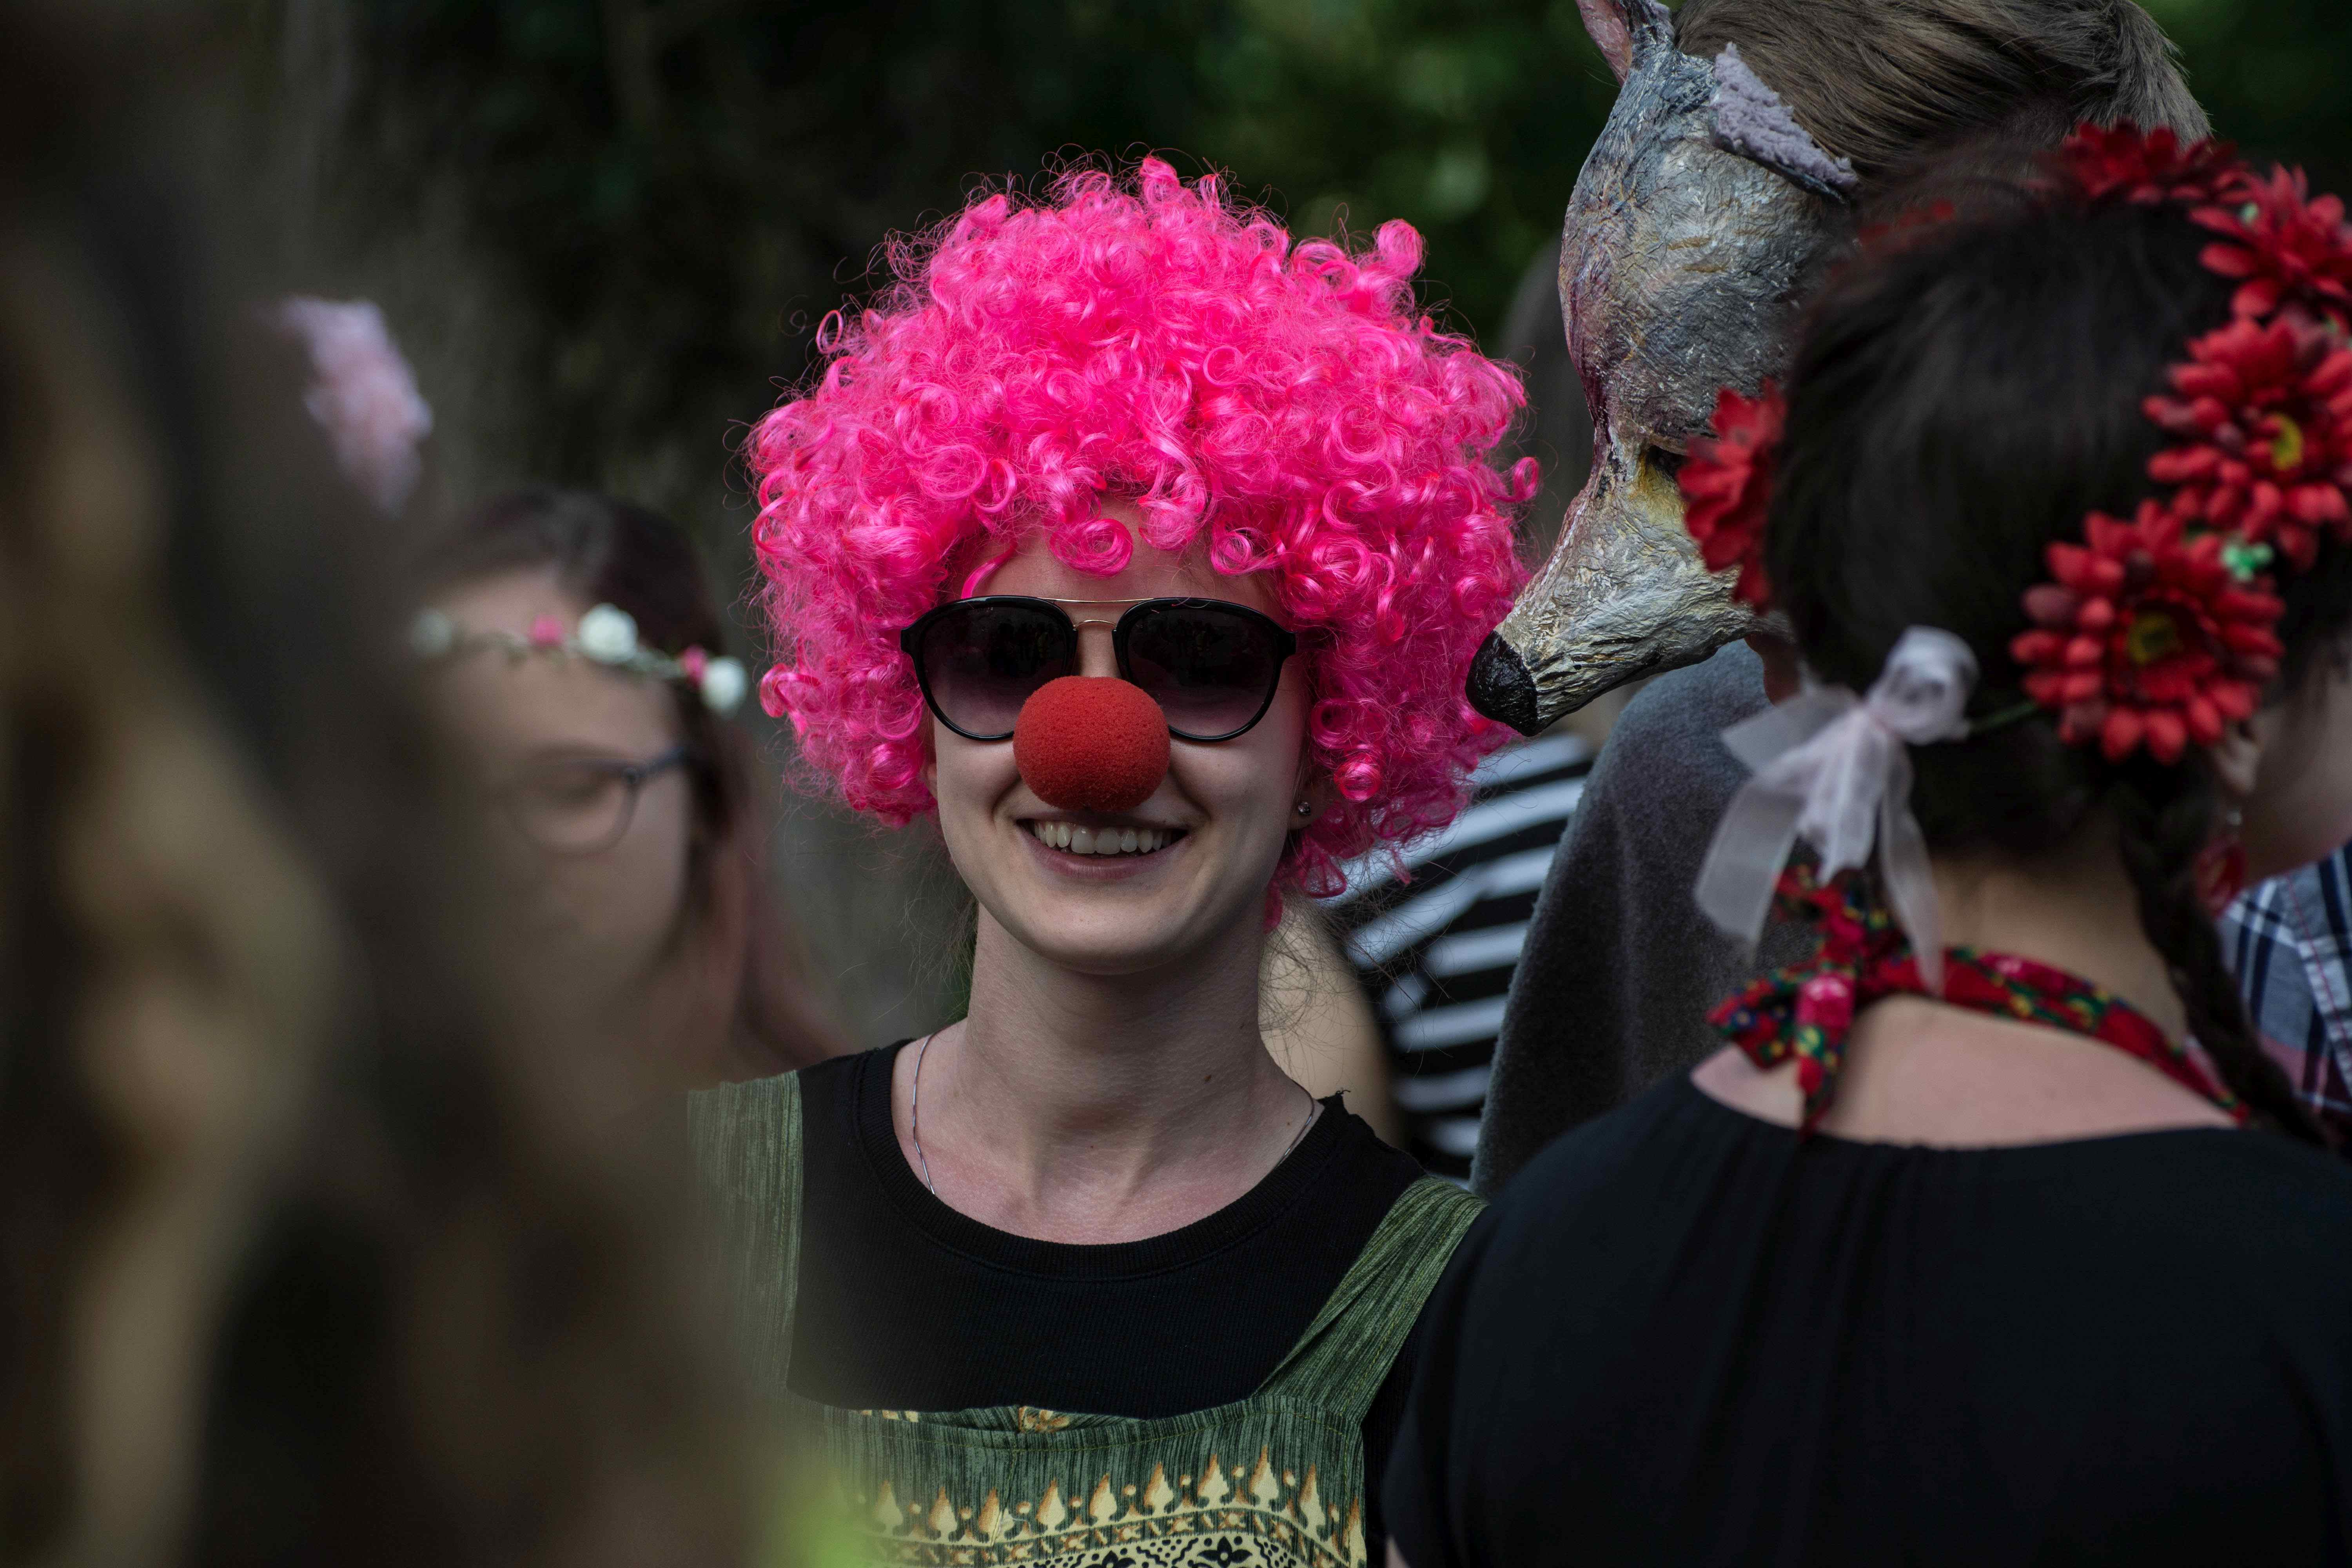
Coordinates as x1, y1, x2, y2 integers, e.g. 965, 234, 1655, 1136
1710, 866, 2249, 1131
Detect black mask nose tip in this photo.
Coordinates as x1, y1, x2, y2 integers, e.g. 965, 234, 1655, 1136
1466, 631, 1544, 736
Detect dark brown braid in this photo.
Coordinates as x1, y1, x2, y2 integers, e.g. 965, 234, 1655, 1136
2109, 773, 2328, 1142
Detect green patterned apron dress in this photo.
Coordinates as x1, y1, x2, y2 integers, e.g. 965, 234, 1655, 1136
690, 1073, 1483, 1568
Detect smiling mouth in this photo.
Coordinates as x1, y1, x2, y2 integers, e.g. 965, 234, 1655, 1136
1024, 820, 1186, 857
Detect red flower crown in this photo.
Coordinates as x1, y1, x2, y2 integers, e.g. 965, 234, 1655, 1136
1680, 381, 1783, 610
1677, 123, 2352, 765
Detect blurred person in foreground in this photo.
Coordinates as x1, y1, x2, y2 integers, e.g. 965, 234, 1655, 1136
694, 159, 1531, 1566
1385, 131, 2352, 1566
0, 10, 769, 1563
410, 488, 847, 1090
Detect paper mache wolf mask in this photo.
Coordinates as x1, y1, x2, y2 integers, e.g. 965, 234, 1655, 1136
1467, 0, 1857, 731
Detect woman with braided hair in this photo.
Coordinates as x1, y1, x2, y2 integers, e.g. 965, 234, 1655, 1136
1384, 130, 2352, 1566
1478, 0, 2222, 1189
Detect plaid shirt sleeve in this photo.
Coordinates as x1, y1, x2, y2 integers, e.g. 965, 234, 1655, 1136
2219, 843, 2352, 1147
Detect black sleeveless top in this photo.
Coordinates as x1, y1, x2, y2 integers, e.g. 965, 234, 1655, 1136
787, 1046, 1428, 1425
693, 1045, 1479, 1562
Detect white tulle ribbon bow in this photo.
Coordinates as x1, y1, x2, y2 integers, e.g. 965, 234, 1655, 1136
1695, 627, 1979, 992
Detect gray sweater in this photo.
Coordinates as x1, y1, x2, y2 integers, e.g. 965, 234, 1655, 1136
1472, 643, 1812, 1194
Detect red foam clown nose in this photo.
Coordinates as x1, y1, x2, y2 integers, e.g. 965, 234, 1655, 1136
1013, 677, 1170, 813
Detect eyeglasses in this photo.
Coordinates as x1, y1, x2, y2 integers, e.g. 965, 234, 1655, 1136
492, 744, 691, 855
898, 596, 1300, 743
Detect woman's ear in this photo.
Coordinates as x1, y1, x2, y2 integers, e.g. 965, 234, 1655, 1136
2210, 718, 2264, 802
1291, 766, 1338, 826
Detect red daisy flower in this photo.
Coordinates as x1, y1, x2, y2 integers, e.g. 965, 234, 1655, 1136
2143, 313, 2352, 568
1680, 382, 1784, 608
2010, 501, 2283, 764
2193, 163, 2352, 322
2061, 122, 2239, 206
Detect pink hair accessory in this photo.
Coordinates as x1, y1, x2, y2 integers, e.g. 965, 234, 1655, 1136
274, 298, 434, 516
1697, 627, 1979, 993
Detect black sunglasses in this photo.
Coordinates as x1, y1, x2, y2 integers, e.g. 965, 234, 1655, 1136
899, 595, 1300, 744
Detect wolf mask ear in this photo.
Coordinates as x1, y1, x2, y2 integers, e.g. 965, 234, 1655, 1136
1577, 0, 1674, 84
1710, 43, 1859, 202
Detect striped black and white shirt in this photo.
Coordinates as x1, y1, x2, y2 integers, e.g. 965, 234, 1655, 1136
1319, 733, 1593, 1181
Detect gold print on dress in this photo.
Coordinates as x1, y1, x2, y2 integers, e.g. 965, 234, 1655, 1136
841, 1441, 1368, 1567
1247, 1450, 1281, 1509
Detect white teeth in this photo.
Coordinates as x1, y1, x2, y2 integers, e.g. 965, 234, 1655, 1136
1028, 822, 1176, 856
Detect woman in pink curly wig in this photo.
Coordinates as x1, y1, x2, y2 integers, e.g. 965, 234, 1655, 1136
693, 158, 1528, 1567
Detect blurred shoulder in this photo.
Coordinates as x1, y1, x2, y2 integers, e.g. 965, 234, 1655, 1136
695, 1044, 872, 1102
685, 1050, 878, 1173
688, 1064, 800, 1119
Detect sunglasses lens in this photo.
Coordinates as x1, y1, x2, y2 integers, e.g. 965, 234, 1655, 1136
1124, 603, 1289, 740
915, 601, 1073, 738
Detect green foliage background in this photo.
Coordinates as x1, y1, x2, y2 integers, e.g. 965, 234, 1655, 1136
263, 0, 2352, 548
264, 0, 1626, 524
250, 0, 2352, 1035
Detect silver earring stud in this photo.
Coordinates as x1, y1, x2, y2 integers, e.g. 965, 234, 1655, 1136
1296, 800, 1314, 818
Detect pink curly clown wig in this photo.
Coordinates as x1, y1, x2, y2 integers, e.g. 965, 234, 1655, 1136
748, 158, 1534, 897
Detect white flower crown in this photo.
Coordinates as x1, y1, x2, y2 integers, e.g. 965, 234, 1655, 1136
410, 602, 749, 716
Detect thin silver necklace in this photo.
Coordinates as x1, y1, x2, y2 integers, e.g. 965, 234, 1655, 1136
908, 1032, 1321, 1198
911, 1031, 941, 1194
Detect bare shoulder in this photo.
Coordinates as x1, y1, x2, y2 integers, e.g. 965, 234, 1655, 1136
1690, 1043, 1804, 1126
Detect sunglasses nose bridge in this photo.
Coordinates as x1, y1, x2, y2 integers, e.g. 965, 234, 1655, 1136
1067, 615, 1121, 679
